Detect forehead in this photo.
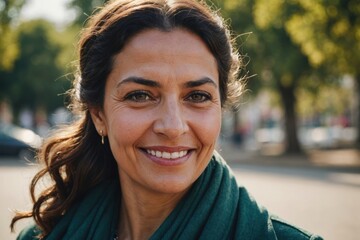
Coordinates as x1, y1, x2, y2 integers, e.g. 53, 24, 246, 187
118, 28, 216, 67
124, 28, 210, 54
110, 28, 218, 83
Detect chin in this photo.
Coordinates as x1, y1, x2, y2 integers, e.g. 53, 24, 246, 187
148, 176, 195, 194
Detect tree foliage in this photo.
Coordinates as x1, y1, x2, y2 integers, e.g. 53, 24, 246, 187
213, 0, 310, 153
0, 0, 357, 148
0, 0, 24, 70
0, 20, 71, 118
212, 0, 359, 152
284, 0, 360, 146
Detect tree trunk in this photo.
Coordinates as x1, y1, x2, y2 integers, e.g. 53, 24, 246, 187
231, 106, 241, 145
356, 75, 360, 149
277, 83, 302, 154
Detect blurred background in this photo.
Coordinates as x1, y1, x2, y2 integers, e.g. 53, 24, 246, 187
0, 0, 359, 240
0, 0, 359, 154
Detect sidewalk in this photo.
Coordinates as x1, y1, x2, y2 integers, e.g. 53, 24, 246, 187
218, 142, 360, 172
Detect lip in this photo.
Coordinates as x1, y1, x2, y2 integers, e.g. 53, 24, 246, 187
140, 146, 194, 166
142, 146, 193, 152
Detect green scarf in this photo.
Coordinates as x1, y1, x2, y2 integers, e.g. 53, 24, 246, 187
151, 152, 274, 239
18, 152, 321, 240
44, 180, 120, 240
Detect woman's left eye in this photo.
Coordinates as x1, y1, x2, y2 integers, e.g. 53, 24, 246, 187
185, 91, 212, 103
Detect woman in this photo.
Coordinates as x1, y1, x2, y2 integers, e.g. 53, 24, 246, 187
12, 0, 323, 239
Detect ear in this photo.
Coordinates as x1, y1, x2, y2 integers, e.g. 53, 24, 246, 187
89, 107, 107, 136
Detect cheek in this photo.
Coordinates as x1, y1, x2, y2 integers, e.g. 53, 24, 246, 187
107, 110, 153, 148
189, 108, 222, 145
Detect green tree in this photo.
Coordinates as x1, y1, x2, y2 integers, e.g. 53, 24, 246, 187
213, 0, 311, 154
284, 0, 360, 147
215, 0, 359, 153
0, 0, 24, 70
1, 20, 70, 120
252, 0, 314, 154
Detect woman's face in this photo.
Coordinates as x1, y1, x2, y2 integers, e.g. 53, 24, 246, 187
91, 28, 221, 194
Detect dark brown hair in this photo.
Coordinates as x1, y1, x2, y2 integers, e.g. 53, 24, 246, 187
11, 0, 243, 236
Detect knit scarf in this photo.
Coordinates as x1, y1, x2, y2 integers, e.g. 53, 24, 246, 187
19, 152, 277, 240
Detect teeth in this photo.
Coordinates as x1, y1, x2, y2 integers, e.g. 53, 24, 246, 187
146, 149, 188, 159
163, 152, 171, 158
171, 152, 179, 158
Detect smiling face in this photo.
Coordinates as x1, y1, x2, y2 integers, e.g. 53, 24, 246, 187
91, 28, 221, 195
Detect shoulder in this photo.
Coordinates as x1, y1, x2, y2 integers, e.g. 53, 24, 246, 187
270, 215, 323, 240
16, 224, 41, 240
235, 185, 323, 240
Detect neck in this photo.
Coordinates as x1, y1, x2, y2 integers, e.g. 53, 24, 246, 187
117, 178, 187, 240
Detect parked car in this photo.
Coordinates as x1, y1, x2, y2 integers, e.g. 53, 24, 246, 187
0, 124, 42, 160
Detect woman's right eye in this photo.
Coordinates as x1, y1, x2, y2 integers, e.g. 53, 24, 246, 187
124, 90, 154, 102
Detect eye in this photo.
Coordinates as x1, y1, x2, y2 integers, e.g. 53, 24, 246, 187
124, 90, 154, 102
185, 91, 212, 103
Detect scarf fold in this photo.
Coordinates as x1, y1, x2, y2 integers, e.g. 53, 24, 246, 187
45, 180, 120, 240
19, 152, 278, 240
150, 151, 276, 240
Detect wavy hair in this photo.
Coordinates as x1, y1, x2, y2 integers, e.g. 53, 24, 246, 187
11, 0, 244, 236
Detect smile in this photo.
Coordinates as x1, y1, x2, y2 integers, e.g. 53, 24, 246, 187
146, 149, 188, 159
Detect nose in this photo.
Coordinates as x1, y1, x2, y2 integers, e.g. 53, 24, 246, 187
153, 98, 189, 139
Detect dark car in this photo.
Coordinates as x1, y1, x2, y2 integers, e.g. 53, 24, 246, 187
0, 125, 42, 160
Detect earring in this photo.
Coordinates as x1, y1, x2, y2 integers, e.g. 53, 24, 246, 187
100, 130, 104, 145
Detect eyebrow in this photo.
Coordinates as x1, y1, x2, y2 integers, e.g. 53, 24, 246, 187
116, 76, 217, 88
183, 77, 218, 89
116, 77, 160, 88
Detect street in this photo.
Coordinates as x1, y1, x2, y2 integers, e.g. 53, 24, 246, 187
231, 164, 360, 240
1, 158, 359, 240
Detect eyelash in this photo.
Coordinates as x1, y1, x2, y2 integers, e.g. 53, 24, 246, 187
124, 90, 154, 102
185, 91, 212, 103
123, 90, 212, 103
